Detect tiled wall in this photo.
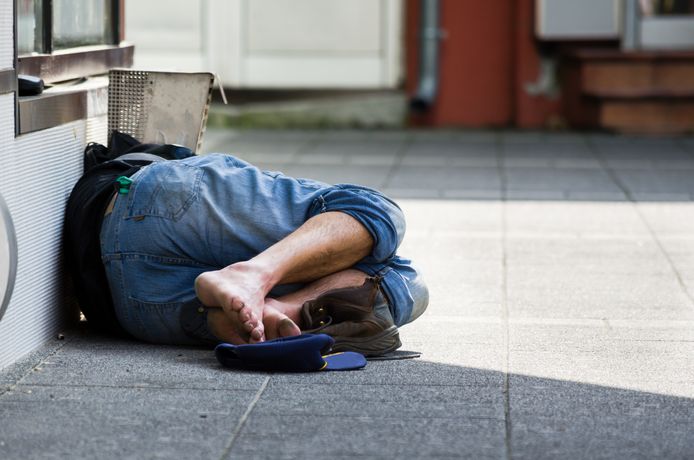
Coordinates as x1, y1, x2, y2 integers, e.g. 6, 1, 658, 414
0, 0, 108, 369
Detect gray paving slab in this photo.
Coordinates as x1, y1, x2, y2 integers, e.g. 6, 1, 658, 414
412, 128, 497, 142
637, 202, 694, 235
280, 164, 392, 189
229, 415, 506, 459
508, 323, 694, 393
18, 335, 266, 390
253, 381, 504, 418
505, 238, 669, 272
510, 379, 694, 460
612, 169, 694, 195
504, 202, 649, 237
398, 200, 503, 234
0, 384, 252, 460
387, 165, 501, 191
402, 151, 497, 168
504, 168, 622, 193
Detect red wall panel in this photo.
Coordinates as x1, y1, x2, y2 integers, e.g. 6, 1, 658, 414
407, 0, 562, 128
408, 0, 514, 127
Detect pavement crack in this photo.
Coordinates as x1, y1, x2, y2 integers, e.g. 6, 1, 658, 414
381, 135, 409, 191
497, 132, 513, 460
219, 376, 270, 459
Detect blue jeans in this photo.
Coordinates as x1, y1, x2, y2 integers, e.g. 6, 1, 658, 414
100, 154, 428, 345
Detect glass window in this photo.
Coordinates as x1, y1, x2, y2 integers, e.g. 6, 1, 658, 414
53, 0, 114, 50
17, 0, 43, 55
17, 0, 117, 56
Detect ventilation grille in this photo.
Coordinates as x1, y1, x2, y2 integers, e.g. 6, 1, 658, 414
107, 70, 151, 143
107, 69, 214, 152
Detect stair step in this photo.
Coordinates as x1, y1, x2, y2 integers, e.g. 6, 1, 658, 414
600, 100, 694, 134
568, 49, 694, 98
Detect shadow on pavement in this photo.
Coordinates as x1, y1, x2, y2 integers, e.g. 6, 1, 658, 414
0, 331, 692, 459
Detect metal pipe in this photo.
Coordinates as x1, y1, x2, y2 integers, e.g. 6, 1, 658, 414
410, 0, 441, 113
622, 0, 641, 51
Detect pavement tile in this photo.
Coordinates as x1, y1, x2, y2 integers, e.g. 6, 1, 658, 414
637, 202, 694, 236
442, 189, 503, 199
564, 191, 628, 201
254, 381, 504, 418
0, 385, 251, 460
412, 129, 497, 142
505, 238, 668, 272
381, 188, 441, 199
401, 153, 497, 168
508, 323, 694, 393
398, 200, 502, 234
280, 164, 392, 189
510, 378, 694, 460
501, 131, 549, 144
506, 190, 567, 200
229, 415, 506, 459
18, 337, 266, 390
387, 165, 501, 192
504, 168, 621, 193
612, 169, 694, 195
505, 202, 649, 237
631, 192, 693, 202
553, 158, 602, 169
407, 140, 498, 156
506, 290, 694, 321
213, 140, 308, 157
230, 129, 324, 142
365, 130, 412, 142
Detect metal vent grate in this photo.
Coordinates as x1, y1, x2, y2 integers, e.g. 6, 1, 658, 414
108, 70, 151, 143
107, 69, 214, 152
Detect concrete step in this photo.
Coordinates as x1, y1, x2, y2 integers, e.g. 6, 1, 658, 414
563, 49, 694, 134
600, 99, 694, 134
572, 49, 694, 98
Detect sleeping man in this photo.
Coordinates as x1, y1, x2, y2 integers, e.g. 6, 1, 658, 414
97, 153, 429, 356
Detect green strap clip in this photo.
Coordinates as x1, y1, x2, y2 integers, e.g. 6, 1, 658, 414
115, 176, 133, 195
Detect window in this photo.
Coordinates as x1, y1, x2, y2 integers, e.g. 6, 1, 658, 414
17, 0, 132, 84
14, 0, 133, 135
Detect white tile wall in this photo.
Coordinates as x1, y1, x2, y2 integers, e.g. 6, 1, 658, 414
0, 0, 13, 69
0, 93, 107, 370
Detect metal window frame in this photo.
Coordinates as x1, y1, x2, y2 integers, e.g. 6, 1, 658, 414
18, 44, 134, 84
18, 0, 129, 84
13, 0, 132, 135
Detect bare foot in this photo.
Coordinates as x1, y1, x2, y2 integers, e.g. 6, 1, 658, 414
206, 302, 300, 344
195, 262, 272, 342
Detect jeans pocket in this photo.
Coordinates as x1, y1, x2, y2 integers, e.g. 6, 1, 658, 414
126, 296, 189, 345
127, 162, 204, 221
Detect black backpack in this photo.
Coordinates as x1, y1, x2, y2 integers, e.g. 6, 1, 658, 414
64, 132, 194, 335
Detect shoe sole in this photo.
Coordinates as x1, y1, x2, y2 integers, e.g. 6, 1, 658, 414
330, 325, 401, 357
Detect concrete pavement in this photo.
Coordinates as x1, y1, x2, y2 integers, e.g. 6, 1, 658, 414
1, 129, 693, 459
